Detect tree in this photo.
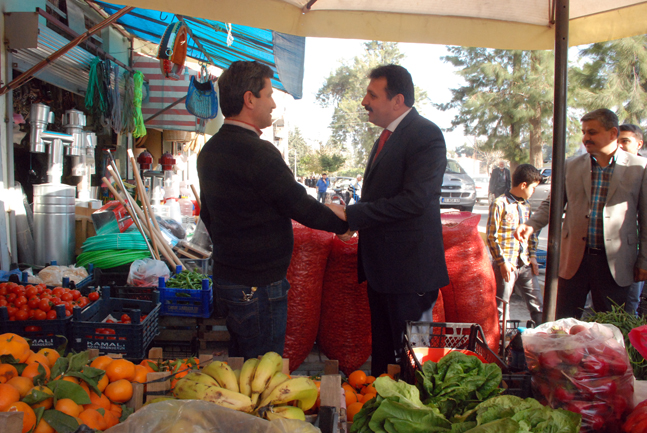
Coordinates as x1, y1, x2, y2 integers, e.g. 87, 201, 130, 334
438, 47, 555, 169
288, 127, 314, 177
316, 41, 428, 167
571, 35, 647, 124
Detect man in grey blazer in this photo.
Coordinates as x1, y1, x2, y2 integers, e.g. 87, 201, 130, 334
516, 109, 647, 319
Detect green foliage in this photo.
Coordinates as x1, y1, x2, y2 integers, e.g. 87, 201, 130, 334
571, 36, 647, 124
319, 153, 345, 173
287, 127, 312, 177
316, 41, 428, 167
438, 48, 555, 167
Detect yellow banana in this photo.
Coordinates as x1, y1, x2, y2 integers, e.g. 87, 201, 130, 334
173, 379, 255, 413
202, 361, 240, 393
263, 405, 306, 421
143, 396, 176, 406
256, 377, 318, 411
250, 352, 283, 405
259, 371, 290, 404
182, 371, 220, 387
234, 369, 241, 383
238, 358, 259, 397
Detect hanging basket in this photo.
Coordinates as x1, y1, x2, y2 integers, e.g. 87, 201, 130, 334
157, 22, 188, 81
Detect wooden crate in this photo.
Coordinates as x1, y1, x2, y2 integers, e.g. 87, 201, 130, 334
75, 203, 98, 256
197, 317, 230, 349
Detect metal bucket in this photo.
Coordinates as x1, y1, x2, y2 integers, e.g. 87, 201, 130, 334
33, 183, 76, 265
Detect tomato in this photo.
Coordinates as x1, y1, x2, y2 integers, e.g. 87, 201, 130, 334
33, 309, 47, 320
63, 302, 73, 312
77, 297, 89, 308
27, 297, 40, 309
6, 306, 17, 317
46, 309, 58, 320
50, 297, 62, 306
14, 309, 28, 321
59, 293, 72, 303
19, 304, 29, 311
88, 292, 100, 302
13, 296, 27, 308
9, 285, 24, 295
70, 290, 81, 301
6, 293, 17, 303
65, 310, 72, 317
38, 299, 52, 312
25, 286, 38, 298
0, 299, 7, 307
52, 287, 64, 297
121, 314, 131, 322
28, 309, 35, 319
24, 326, 41, 332
0, 286, 6, 296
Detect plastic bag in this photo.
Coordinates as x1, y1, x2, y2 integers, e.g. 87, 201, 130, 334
38, 265, 89, 286
522, 318, 634, 432
103, 399, 320, 433
127, 259, 171, 287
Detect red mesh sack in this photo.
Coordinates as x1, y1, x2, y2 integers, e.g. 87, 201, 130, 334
284, 221, 334, 371
439, 212, 499, 352
317, 236, 372, 375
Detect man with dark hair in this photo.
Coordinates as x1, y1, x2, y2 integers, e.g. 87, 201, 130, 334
316, 173, 330, 203
619, 124, 644, 156
489, 161, 511, 199
327, 64, 449, 376
517, 108, 647, 319
487, 164, 544, 325
197, 61, 348, 359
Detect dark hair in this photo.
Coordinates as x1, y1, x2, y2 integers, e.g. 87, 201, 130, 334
322, 173, 327, 176
512, 164, 542, 187
217, 61, 274, 117
369, 65, 415, 107
581, 109, 619, 131
620, 123, 644, 142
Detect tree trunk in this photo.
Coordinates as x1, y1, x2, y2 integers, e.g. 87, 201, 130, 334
529, 111, 543, 168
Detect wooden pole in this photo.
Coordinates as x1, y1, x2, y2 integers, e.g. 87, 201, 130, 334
190, 184, 201, 209
127, 157, 160, 260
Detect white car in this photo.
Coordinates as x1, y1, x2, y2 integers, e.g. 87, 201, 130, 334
472, 175, 490, 203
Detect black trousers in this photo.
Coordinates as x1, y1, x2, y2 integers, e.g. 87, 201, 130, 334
367, 285, 438, 376
556, 251, 630, 319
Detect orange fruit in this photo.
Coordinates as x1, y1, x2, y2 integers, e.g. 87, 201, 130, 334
27, 385, 54, 409
97, 374, 110, 392
348, 370, 367, 390
104, 379, 133, 403
78, 408, 107, 431
347, 401, 364, 422
139, 359, 157, 373
90, 355, 114, 371
33, 418, 56, 433
109, 403, 122, 418
79, 380, 91, 397
0, 383, 21, 411
360, 384, 376, 395
22, 361, 50, 380
36, 348, 60, 367
105, 359, 136, 382
88, 389, 111, 410
366, 375, 376, 384
62, 376, 80, 384
359, 392, 377, 403
379, 373, 394, 380
26, 353, 51, 369
7, 376, 34, 397
55, 398, 82, 418
0, 363, 18, 383
132, 365, 148, 384
82, 403, 105, 412
104, 408, 120, 428
0, 333, 30, 363
344, 388, 358, 406
7, 401, 37, 433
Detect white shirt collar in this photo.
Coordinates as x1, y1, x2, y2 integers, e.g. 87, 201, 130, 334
385, 107, 412, 133
224, 119, 262, 136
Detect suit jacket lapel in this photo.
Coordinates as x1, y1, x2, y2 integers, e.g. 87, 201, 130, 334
607, 149, 628, 201
576, 154, 592, 204
369, 108, 419, 174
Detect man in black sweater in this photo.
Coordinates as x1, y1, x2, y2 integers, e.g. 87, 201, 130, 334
197, 61, 348, 359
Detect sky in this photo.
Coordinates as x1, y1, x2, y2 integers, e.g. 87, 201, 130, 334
283, 37, 469, 151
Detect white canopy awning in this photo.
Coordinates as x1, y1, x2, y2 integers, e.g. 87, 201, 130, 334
108, 0, 647, 49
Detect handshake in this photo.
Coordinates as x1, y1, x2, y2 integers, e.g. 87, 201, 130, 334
326, 203, 357, 241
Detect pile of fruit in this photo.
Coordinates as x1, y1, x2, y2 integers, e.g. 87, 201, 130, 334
0, 282, 97, 322
171, 351, 319, 421
0, 332, 150, 433
342, 370, 391, 422
524, 321, 634, 432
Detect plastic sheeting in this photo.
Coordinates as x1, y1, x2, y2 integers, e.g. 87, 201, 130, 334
95, 2, 305, 99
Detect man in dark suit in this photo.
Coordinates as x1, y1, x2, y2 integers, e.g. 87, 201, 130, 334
327, 64, 449, 375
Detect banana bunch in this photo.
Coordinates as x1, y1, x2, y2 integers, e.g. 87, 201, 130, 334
172, 351, 319, 421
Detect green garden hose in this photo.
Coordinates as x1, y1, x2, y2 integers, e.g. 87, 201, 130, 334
82, 232, 150, 252
76, 250, 151, 269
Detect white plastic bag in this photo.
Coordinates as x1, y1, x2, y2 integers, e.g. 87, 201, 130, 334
104, 400, 321, 433
127, 259, 170, 287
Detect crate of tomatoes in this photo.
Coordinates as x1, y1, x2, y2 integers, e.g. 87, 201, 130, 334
0, 281, 96, 351
71, 286, 160, 360
522, 318, 634, 433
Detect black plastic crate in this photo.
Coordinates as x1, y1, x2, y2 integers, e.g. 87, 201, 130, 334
402, 321, 508, 384
71, 287, 160, 361
501, 372, 532, 398
150, 337, 200, 360
92, 265, 131, 287
0, 304, 70, 352
109, 286, 157, 301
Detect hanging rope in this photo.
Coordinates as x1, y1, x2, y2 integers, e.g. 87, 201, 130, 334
133, 71, 146, 137
86, 57, 107, 114
121, 71, 136, 135
109, 62, 122, 134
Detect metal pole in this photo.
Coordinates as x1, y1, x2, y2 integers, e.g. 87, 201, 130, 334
543, 0, 569, 322
0, 6, 134, 95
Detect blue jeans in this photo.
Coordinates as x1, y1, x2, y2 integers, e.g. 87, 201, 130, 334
317, 191, 327, 203
625, 281, 644, 316
214, 277, 290, 358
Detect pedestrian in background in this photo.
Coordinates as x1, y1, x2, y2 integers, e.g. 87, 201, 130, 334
489, 160, 511, 201
316, 173, 330, 203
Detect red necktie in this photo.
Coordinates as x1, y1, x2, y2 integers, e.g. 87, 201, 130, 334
373, 129, 392, 162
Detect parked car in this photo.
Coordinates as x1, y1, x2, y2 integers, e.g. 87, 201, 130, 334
440, 159, 476, 212
528, 168, 551, 211
472, 175, 490, 204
